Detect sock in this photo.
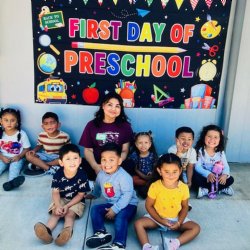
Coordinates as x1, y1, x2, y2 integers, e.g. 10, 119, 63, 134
171, 238, 180, 248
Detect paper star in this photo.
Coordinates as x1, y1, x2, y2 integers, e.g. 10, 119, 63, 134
105, 90, 109, 94
57, 35, 62, 40
180, 88, 185, 93
195, 17, 200, 22
71, 94, 77, 99
196, 52, 201, 56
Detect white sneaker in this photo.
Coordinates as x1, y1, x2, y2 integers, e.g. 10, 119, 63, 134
197, 187, 209, 198
164, 237, 180, 250
142, 243, 159, 250
45, 166, 60, 175
221, 186, 234, 196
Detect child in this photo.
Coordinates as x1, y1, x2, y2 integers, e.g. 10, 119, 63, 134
85, 142, 138, 250
134, 153, 200, 250
193, 124, 234, 199
34, 144, 90, 246
129, 131, 158, 198
0, 108, 30, 191
25, 112, 70, 176
168, 127, 196, 188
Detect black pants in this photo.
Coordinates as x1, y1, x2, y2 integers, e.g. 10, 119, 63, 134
192, 170, 234, 192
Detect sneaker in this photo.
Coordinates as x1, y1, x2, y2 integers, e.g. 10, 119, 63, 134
220, 186, 234, 196
97, 243, 125, 250
34, 222, 53, 244
28, 163, 36, 170
23, 168, 46, 177
45, 166, 60, 175
86, 231, 112, 248
3, 176, 25, 191
164, 238, 180, 250
197, 187, 209, 198
188, 203, 192, 211
143, 243, 159, 250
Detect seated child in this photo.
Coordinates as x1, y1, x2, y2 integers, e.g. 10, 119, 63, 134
25, 112, 70, 176
193, 125, 234, 199
129, 131, 158, 198
0, 108, 31, 191
34, 144, 90, 246
86, 142, 138, 250
134, 153, 200, 250
168, 126, 196, 188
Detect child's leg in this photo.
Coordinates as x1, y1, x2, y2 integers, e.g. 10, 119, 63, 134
47, 214, 61, 231
192, 171, 210, 190
218, 176, 234, 191
91, 203, 112, 233
25, 153, 50, 171
0, 161, 8, 175
178, 221, 200, 246
8, 159, 24, 180
54, 210, 75, 246
113, 204, 137, 247
187, 164, 194, 187
134, 217, 159, 247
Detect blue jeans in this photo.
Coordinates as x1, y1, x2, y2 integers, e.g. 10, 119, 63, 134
91, 203, 137, 247
0, 158, 24, 181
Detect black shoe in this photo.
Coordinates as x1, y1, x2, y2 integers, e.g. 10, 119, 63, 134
3, 176, 25, 191
22, 168, 45, 177
86, 231, 112, 248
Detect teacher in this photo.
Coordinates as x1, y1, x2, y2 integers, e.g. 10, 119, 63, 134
79, 92, 133, 180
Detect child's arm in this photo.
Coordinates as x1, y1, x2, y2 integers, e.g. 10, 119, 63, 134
26, 145, 43, 156
145, 197, 172, 227
171, 199, 189, 230
10, 147, 30, 162
135, 168, 152, 180
52, 189, 64, 216
62, 192, 85, 215
187, 163, 194, 187
219, 151, 230, 185
0, 153, 11, 163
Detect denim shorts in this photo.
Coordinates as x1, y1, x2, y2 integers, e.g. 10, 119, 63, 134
144, 213, 190, 231
36, 152, 59, 162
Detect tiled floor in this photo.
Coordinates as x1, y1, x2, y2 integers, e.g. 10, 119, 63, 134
0, 163, 250, 250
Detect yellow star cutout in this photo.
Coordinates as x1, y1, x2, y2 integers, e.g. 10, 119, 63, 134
195, 17, 200, 22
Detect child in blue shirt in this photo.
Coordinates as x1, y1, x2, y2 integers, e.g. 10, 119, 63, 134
86, 142, 138, 250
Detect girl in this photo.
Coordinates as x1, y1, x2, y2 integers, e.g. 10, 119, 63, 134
0, 108, 30, 191
129, 131, 158, 198
193, 124, 234, 198
134, 153, 200, 250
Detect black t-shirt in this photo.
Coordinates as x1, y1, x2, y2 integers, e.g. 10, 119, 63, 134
51, 167, 90, 203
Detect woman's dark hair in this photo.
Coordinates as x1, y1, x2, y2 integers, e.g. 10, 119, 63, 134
151, 153, 182, 182
93, 92, 129, 127
0, 108, 22, 141
131, 130, 158, 158
195, 124, 224, 156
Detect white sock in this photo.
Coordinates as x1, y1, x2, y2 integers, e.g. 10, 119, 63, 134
142, 243, 152, 250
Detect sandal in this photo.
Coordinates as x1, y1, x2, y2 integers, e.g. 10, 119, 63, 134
34, 222, 53, 244
55, 226, 73, 246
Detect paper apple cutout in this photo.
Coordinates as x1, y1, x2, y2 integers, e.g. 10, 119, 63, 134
82, 83, 99, 104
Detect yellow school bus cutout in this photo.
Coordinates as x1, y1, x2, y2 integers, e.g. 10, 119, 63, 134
37, 78, 67, 104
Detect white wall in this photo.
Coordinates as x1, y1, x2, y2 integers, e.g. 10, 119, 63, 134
0, 0, 235, 157
226, 1, 250, 162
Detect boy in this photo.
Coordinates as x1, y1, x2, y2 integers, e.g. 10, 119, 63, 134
25, 112, 70, 175
86, 142, 138, 250
168, 127, 197, 188
34, 144, 90, 246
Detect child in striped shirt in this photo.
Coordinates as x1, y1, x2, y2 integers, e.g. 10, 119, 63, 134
25, 112, 70, 176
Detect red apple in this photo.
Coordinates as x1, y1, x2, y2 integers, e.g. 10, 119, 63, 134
82, 83, 99, 104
